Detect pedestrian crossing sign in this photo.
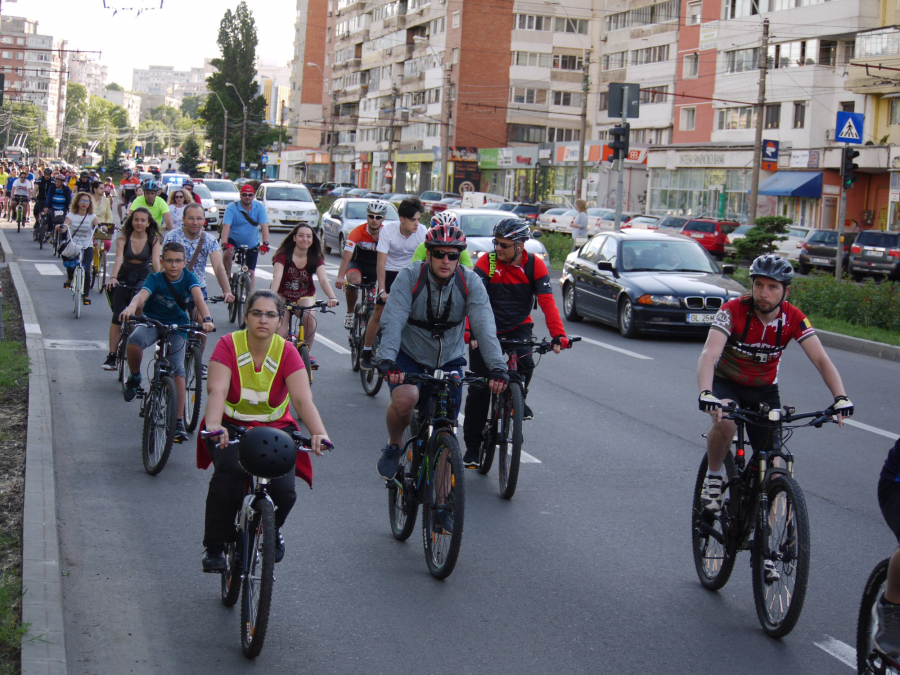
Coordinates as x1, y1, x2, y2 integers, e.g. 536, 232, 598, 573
836, 111, 864, 144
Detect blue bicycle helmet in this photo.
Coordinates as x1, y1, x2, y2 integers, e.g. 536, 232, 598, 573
142, 179, 160, 192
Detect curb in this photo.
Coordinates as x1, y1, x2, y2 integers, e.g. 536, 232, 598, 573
0, 227, 68, 675
816, 328, 900, 363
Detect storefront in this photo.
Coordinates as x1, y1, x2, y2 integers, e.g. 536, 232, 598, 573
547, 143, 648, 210
334, 151, 355, 185
355, 152, 372, 191
394, 150, 434, 195
478, 147, 539, 201
278, 149, 330, 183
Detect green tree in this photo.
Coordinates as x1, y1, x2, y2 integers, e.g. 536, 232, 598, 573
199, 1, 270, 177
106, 82, 125, 92
0, 102, 54, 156
181, 95, 205, 120
62, 82, 89, 160
87, 95, 132, 165
178, 134, 202, 175
730, 215, 791, 263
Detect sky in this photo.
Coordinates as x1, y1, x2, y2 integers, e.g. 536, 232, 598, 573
10, 0, 298, 88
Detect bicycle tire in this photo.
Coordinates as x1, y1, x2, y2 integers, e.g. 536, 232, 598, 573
228, 274, 239, 324
691, 452, 738, 591
117, 332, 129, 393
857, 558, 896, 675
349, 313, 363, 372
476, 396, 497, 475
360, 328, 383, 396
183, 345, 203, 432
141, 375, 177, 475
241, 499, 275, 658
389, 410, 420, 541
498, 383, 524, 500
751, 475, 810, 638
221, 540, 242, 607
422, 431, 465, 579
99, 248, 107, 289
237, 274, 251, 329
73, 265, 83, 319
298, 343, 313, 386
38, 222, 44, 250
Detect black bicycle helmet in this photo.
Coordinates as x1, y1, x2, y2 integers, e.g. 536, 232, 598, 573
492, 218, 531, 242
749, 254, 794, 286
424, 223, 467, 250
237, 426, 297, 479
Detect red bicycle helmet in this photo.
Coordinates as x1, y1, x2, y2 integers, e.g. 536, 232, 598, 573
424, 223, 467, 250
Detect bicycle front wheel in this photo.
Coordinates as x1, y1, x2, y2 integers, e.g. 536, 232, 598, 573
298, 343, 313, 385
38, 222, 45, 250
73, 265, 83, 319
228, 274, 239, 323
360, 329, 383, 396
498, 384, 524, 499
221, 540, 242, 607
691, 452, 738, 591
423, 431, 465, 579
349, 313, 363, 372
858, 558, 897, 674
117, 334, 128, 393
183, 345, 203, 432
141, 375, 177, 475
99, 248, 108, 289
476, 396, 498, 476
241, 499, 275, 658
751, 475, 810, 638
236, 274, 251, 329
389, 410, 420, 541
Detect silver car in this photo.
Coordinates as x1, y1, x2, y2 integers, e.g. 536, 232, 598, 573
445, 208, 550, 265
321, 198, 400, 254
202, 179, 240, 224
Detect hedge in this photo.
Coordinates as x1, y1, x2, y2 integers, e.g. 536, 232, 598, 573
788, 274, 900, 333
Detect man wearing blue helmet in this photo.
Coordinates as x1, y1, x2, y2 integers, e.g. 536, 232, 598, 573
130, 178, 173, 231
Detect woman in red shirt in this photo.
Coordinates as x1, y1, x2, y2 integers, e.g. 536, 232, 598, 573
270, 223, 338, 366
198, 289, 332, 572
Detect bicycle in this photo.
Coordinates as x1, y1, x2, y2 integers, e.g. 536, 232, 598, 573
107, 285, 144, 392
12, 195, 27, 234
691, 402, 839, 638
91, 225, 113, 291
34, 209, 51, 250
200, 426, 333, 658
129, 316, 211, 475
64, 250, 88, 319
345, 282, 383, 396
387, 369, 483, 579
284, 299, 336, 385
858, 557, 900, 674
474, 336, 580, 499
49, 210, 66, 257
227, 245, 258, 328
182, 296, 225, 434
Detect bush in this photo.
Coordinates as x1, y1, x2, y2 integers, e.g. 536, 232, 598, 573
540, 232, 575, 270
730, 215, 791, 263
788, 275, 900, 332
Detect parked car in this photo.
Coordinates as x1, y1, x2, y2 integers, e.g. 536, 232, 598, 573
460, 191, 506, 208
680, 218, 741, 258
798, 229, 858, 275
321, 198, 400, 254
420, 190, 461, 211
622, 215, 661, 230
202, 178, 240, 224
312, 181, 355, 196
476, 202, 542, 224
656, 216, 689, 232
363, 192, 384, 199
560, 230, 746, 338
539, 208, 576, 233
848, 229, 900, 280
255, 182, 321, 234
725, 224, 813, 260
346, 188, 369, 197
443, 208, 549, 263
327, 186, 356, 198
431, 196, 462, 213
189, 183, 219, 229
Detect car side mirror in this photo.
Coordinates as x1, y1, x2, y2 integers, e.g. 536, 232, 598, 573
721, 264, 735, 275
597, 260, 614, 273
315, 197, 321, 204
530, 229, 542, 239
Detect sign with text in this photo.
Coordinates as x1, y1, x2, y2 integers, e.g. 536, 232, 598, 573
699, 21, 719, 50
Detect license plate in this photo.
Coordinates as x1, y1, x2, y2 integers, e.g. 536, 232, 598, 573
688, 313, 715, 324
690, 233, 704, 239
811, 257, 830, 264
867, 250, 884, 257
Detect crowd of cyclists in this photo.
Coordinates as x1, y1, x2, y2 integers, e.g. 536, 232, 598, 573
13, 159, 900, 666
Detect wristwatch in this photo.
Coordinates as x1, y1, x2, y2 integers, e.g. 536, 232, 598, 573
204, 316, 213, 322
263, 240, 269, 246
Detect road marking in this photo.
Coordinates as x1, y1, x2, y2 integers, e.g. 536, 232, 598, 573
579, 336, 653, 360
205, 265, 273, 280
35, 263, 63, 276
846, 420, 900, 441
813, 636, 855, 669
315, 333, 350, 355
457, 413, 542, 463
42, 339, 107, 350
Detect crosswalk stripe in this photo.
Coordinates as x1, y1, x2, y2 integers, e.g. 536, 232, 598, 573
35, 263, 63, 276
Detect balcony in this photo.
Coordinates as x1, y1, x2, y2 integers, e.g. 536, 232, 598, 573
384, 14, 407, 31
401, 71, 425, 87
400, 140, 423, 151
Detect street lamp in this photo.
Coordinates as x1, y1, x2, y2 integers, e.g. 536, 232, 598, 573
414, 36, 451, 192
225, 82, 247, 178
210, 90, 228, 178
307, 62, 335, 182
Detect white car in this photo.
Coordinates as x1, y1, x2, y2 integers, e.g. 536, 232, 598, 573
539, 208, 576, 233
189, 183, 220, 229
255, 182, 321, 234
202, 179, 240, 224
727, 224, 812, 260
444, 208, 550, 263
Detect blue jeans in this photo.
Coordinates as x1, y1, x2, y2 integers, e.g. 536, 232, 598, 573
389, 350, 467, 420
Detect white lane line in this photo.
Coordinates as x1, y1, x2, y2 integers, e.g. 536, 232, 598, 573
813, 636, 855, 669
579, 336, 653, 360
42, 339, 107, 350
457, 412, 542, 464
35, 263, 63, 276
846, 420, 900, 441
315, 333, 350, 355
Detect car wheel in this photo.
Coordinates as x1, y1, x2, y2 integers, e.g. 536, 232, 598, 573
618, 297, 638, 339
323, 232, 332, 254
798, 262, 810, 275
563, 283, 582, 322
339, 234, 345, 253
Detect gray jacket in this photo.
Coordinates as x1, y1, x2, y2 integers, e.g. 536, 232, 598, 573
377, 261, 507, 372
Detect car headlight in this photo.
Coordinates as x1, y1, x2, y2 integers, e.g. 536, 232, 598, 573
269, 208, 282, 217
637, 294, 680, 307
306, 210, 319, 220
209, 206, 218, 213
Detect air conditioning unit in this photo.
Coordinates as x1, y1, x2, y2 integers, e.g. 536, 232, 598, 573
825, 128, 834, 141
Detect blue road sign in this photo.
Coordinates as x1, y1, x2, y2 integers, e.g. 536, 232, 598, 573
836, 111, 864, 144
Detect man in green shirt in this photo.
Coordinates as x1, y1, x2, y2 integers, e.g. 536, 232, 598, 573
129, 179, 173, 231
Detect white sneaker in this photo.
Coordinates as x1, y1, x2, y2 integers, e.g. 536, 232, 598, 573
344, 313, 354, 330
763, 560, 781, 584
700, 474, 724, 512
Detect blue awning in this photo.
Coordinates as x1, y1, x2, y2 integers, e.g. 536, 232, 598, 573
755, 171, 823, 198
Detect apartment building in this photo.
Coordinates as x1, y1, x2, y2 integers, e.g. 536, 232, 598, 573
67, 53, 108, 94
97, 89, 142, 129
132, 63, 211, 100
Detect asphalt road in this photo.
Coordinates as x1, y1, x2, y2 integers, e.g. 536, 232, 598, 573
4, 218, 899, 674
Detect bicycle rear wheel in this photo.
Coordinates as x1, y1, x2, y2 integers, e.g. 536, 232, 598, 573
117, 333, 128, 393
349, 312, 363, 372
236, 274, 250, 329
498, 384, 524, 499
221, 539, 242, 607
751, 475, 810, 638
98, 248, 107, 289
228, 274, 239, 324
360, 329, 383, 396
858, 558, 899, 674
73, 265, 83, 319
423, 431, 465, 579
141, 375, 177, 475
691, 452, 738, 591
298, 343, 313, 385
389, 410, 420, 541
183, 345, 203, 432
476, 401, 497, 476
241, 499, 275, 658
38, 221, 45, 250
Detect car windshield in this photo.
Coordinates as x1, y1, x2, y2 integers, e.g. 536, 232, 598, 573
587, 208, 612, 217
494, 203, 517, 211
192, 184, 211, 199
658, 216, 687, 229
344, 201, 399, 220
204, 180, 238, 193
267, 186, 313, 202
630, 217, 659, 226
621, 240, 718, 273
513, 205, 537, 215
809, 231, 838, 245
457, 213, 509, 237
721, 223, 739, 235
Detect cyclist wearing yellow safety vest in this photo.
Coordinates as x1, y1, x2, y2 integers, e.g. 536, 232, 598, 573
197, 289, 332, 573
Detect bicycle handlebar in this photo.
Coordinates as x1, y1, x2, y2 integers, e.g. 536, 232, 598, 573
200, 427, 334, 453
721, 403, 837, 428
128, 315, 216, 334
344, 282, 377, 290
285, 299, 338, 314
400, 371, 486, 387
498, 335, 582, 355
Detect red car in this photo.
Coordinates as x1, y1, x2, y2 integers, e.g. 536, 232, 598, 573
680, 218, 740, 258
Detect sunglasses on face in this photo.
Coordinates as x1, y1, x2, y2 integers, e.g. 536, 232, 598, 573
248, 310, 282, 319
431, 250, 461, 261
367, 214, 384, 220
492, 239, 514, 250
174, 194, 185, 199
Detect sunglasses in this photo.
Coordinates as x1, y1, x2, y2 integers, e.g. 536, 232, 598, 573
367, 214, 384, 220
492, 239, 514, 250
430, 250, 461, 261
248, 310, 282, 319
174, 194, 185, 199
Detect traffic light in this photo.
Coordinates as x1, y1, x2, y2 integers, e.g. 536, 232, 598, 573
261, 165, 267, 177
608, 123, 630, 162
842, 146, 860, 190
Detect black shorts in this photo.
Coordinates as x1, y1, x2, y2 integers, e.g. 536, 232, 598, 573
376, 270, 399, 306
227, 238, 260, 271
879, 479, 900, 545
712, 376, 781, 454
347, 261, 376, 285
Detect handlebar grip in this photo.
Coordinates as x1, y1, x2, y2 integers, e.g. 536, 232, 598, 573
201, 429, 223, 438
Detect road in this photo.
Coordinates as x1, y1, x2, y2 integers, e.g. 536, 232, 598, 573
3, 219, 899, 674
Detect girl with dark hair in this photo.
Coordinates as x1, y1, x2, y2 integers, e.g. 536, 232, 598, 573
270, 223, 338, 363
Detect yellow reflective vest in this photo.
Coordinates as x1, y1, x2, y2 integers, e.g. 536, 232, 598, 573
223, 331, 290, 423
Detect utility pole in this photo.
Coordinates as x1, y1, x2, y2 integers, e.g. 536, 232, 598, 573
386, 84, 397, 192
440, 65, 452, 192
36, 110, 42, 165
575, 50, 590, 201
328, 91, 336, 182
747, 18, 770, 226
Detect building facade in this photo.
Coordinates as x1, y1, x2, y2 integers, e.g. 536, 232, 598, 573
97, 89, 142, 129
67, 54, 107, 94
132, 63, 211, 100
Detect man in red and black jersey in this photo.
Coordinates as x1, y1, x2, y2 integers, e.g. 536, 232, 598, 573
462, 218, 569, 467
696, 254, 854, 512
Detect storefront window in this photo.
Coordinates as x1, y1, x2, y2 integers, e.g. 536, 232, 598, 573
649, 168, 750, 221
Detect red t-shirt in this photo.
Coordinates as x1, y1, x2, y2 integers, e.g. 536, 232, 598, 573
711, 298, 816, 387
273, 251, 323, 301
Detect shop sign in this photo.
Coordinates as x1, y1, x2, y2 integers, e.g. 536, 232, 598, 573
761, 140, 778, 171
677, 152, 727, 167
449, 146, 479, 162
790, 150, 819, 169
478, 148, 499, 169
699, 21, 718, 51
452, 162, 481, 193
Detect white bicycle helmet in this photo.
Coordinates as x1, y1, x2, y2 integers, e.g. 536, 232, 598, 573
430, 211, 458, 228
366, 200, 388, 216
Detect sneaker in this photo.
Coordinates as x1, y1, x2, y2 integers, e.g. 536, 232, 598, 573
463, 446, 480, 469
63, 281, 71, 289
344, 313, 354, 329
101, 352, 117, 371
123, 375, 143, 402
523, 403, 534, 421
700, 474, 724, 512
763, 559, 781, 584
82, 297, 91, 306
201, 363, 208, 378
377, 443, 404, 480
433, 508, 454, 535
201, 549, 227, 573
309, 355, 319, 370
173, 421, 188, 444
360, 351, 374, 372
275, 531, 285, 563
875, 597, 900, 659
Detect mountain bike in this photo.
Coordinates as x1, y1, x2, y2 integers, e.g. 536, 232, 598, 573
91, 225, 113, 291
183, 296, 225, 433
857, 557, 900, 674
345, 282, 383, 396
387, 369, 483, 579
474, 336, 580, 499
284, 299, 335, 385
227, 245, 258, 328
691, 402, 839, 637
201, 426, 333, 658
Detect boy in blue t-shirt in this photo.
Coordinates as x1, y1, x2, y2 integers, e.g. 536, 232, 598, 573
119, 241, 215, 441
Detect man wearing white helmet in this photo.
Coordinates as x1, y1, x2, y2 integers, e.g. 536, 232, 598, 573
335, 199, 388, 329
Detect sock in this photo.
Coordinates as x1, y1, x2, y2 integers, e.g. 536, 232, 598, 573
707, 467, 724, 478
177, 418, 183, 425
363, 347, 372, 353
130, 372, 141, 381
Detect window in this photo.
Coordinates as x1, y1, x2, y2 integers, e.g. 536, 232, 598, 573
726, 0, 758, 19
430, 17, 445, 35
793, 101, 806, 128
717, 106, 756, 130
514, 52, 552, 68
725, 48, 758, 73
1, 51, 9, 59
510, 87, 548, 104
452, 10, 460, 28
603, 51, 627, 71
508, 124, 546, 143
889, 99, 900, 126
552, 91, 583, 107
548, 127, 580, 142
554, 17, 588, 34
631, 45, 669, 66
327, 27, 332, 42
764, 103, 781, 129
680, 107, 696, 130
640, 85, 669, 104
604, 0, 680, 29
688, 1, 702, 24
841, 101, 856, 113
599, 91, 609, 110
552, 54, 583, 70
451, 47, 459, 64
684, 53, 699, 78
515, 14, 552, 31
